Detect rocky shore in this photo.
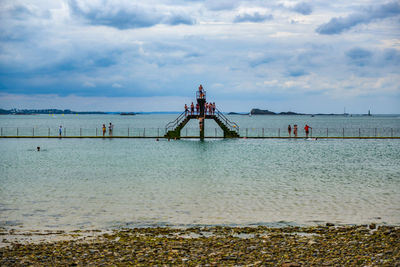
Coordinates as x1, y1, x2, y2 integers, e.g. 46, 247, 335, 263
1, 225, 399, 266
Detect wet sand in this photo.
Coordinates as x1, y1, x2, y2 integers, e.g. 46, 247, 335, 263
1, 224, 399, 266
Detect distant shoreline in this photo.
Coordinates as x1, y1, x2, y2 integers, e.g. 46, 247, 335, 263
229, 108, 376, 116
1, 108, 398, 116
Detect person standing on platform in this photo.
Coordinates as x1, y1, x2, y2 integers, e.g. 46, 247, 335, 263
102, 124, 106, 137
59, 126, 62, 137
199, 84, 204, 98
109, 122, 113, 136
212, 102, 216, 115
304, 124, 312, 138
196, 103, 199, 115
190, 102, 194, 115
288, 125, 292, 137
184, 104, 188, 116
294, 124, 298, 137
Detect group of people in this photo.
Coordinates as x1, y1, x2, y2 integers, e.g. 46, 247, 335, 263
184, 102, 216, 116
102, 122, 113, 137
287, 124, 312, 137
57, 123, 114, 137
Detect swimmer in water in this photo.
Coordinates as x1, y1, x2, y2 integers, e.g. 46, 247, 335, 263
37, 146, 40, 151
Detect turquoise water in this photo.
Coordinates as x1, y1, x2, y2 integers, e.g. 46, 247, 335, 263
0, 114, 399, 137
0, 115, 400, 230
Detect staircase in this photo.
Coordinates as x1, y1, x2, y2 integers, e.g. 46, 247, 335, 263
165, 113, 193, 139
213, 115, 240, 138
164, 110, 240, 138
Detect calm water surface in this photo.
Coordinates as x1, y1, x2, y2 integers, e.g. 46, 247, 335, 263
0, 115, 399, 230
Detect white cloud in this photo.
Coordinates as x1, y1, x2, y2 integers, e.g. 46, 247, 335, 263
112, 83, 123, 88
83, 81, 96, 88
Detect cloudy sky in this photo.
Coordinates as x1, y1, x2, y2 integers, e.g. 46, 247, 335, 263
0, 0, 399, 113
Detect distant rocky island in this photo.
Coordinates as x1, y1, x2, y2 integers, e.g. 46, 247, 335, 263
228, 109, 304, 115
0, 109, 107, 115
250, 109, 304, 115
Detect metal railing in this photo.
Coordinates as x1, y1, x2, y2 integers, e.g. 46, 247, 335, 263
237, 127, 400, 138
165, 111, 186, 131
165, 108, 240, 133
0, 127, 399, 138
215, 108, 240, 133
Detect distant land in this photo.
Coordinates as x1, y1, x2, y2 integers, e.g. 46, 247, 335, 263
229, 109, 375, 116
228, 109, 305, 115
0, 109, 108, 115
0, 108, 392, 116
250, 109, 305, 115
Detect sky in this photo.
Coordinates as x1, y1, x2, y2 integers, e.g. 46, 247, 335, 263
0, 0, 399, 113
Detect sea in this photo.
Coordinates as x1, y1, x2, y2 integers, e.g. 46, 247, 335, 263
0, 114, 399, 230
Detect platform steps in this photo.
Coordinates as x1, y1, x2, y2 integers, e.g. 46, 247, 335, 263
165, 114, 239, 138
213, 116, 240, 138
165, 115, 192, 138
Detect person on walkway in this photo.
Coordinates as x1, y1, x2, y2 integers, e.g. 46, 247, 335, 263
184, 104, 188, 116
212, 102, 216, 115
293, 124, 298, 137
208, 103, 212, 115
102, 124, 106, 137
190, 102, 194, 115
109, 122, 114, 136
196, 103, 199, 115
205, 102, 208, 115
304, 124, 312, 138
59, 126, 62, 137
288, 125, 292, 137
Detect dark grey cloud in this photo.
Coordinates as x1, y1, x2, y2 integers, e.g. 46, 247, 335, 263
4, 4, 51, 20
0, 25, 33, 42
8, 5, 34, 20
292, 2, 312, 15
249, 56, 276, 68
0, 4, 50, 42
287, 69, 308, 77
383, 49, 400, 65
165, 13, 195, 26
316, 1, 400, 34
346, 47, 373, 66
234, 12, 273, 23
68, 0, 195, 29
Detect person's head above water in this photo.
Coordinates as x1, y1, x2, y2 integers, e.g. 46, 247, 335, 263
37, 146, 40, 151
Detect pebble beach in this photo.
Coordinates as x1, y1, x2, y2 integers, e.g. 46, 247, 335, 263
1, 224, 399, 266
